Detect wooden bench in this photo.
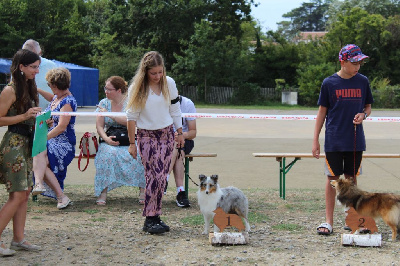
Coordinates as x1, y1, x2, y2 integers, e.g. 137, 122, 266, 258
75, 152, 217, 198
253, 153, 400, 200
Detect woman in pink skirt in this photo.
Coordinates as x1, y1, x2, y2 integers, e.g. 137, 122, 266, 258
126, 51, 184, 234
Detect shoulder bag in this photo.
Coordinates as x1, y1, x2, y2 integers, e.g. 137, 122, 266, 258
78, 132, 99, 172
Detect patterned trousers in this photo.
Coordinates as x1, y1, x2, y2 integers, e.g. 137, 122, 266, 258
137, 125, 174, 217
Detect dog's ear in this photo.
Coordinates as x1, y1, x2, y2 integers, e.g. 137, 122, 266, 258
348, 176, 356, 184
211, 175, 218, 183
199, 174, 206, 182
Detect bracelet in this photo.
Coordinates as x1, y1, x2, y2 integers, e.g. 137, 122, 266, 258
129, 143, 136, 145
364, 112, 368, 120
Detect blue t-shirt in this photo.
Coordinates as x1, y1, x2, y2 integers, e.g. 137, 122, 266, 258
318, 73, 373, 152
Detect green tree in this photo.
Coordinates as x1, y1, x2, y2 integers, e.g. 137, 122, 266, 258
277, 0, 332, 40
250, 31, 301, 88
173, 20, 252, 102
297, 62, 336, 106
0, 0, 90, 65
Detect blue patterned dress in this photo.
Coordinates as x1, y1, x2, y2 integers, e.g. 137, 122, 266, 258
42, 95, 77, 198
94, 98, 145, 197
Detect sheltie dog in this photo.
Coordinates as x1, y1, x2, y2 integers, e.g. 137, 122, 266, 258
331, 178, 400, 241
196, 174, 250, 234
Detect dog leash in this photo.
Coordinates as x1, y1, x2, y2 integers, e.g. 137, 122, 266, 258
177, 147, 199, 187
353, 124, 356, 178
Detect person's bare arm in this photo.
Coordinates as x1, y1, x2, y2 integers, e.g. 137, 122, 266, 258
0, 86, 41, 126
37, 88, 54, 102
184, 119, 196, 140
312, 106, 327, 159
47, 104, 72, 139
127, 120, 137, 159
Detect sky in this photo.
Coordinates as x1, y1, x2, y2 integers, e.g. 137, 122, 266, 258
251, 0, 307, 31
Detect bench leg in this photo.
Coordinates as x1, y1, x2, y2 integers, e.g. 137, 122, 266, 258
279, 158, 285, 199
278, 157, 301, 200
184, 157, 190, 198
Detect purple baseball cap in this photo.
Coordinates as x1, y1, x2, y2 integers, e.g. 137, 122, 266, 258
339, 44, 369, 62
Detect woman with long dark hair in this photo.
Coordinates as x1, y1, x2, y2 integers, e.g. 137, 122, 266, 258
0, 49, 42, 255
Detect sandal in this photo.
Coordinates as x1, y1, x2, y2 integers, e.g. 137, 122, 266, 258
32, 184, 46, 196
317, 222, 333, 235
0, 241, 16, 256
57, 196, 71, 209
343, 225, 351, 231
138, 192, 145, 205
96, 199, 106, 206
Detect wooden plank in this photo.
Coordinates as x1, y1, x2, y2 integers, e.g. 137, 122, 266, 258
186, 153, 217, 158
253, 153, 400, 159
75, 152, 217, 159
341, 233, 382, 247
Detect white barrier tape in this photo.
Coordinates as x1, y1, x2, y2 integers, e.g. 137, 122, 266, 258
50, 112, 400, 122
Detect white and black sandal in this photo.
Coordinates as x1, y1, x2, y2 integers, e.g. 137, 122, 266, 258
317, 222, 333, 235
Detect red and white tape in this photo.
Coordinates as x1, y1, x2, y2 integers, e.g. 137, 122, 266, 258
50, 112, 400, 122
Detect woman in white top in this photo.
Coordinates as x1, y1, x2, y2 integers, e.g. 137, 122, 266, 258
126, 51, 184, 234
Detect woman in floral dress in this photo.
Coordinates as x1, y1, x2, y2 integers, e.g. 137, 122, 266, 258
33, 67, 77, 209
95, 76, 145, 205
0, 49, 42, 256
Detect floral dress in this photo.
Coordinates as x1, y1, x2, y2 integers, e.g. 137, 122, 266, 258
42, 95, 77, 198
94, 98, 145, 196
0, 103, 35, 192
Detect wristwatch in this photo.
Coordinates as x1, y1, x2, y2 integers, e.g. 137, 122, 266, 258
364, 112, 368, 120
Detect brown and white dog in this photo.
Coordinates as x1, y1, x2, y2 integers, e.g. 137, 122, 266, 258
331, 178, 400, 241
197, 174, 250, 234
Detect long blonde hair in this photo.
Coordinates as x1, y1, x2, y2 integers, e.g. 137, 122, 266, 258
126, 51, 169, 111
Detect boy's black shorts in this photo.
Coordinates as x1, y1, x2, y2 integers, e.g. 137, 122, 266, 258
183, 139, 194, 154
325, 151, 363, 177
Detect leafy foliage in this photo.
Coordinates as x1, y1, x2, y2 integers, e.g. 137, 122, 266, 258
1, 0, 400, 107
297, 62, 336, 106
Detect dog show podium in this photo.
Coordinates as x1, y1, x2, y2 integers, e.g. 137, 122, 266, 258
209, 207, 249, 246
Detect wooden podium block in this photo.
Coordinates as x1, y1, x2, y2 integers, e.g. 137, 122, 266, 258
341, 233, 382, 247
209, 232, 249, 246
341, 207, 381, 247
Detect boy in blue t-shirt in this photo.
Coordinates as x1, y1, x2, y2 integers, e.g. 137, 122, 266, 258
312, 44, 373, 235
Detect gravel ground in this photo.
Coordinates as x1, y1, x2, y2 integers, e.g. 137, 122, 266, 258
1, 185, 400, 266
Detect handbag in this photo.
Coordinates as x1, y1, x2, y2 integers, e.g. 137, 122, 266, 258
100, 126, 130, 146
78, 132, 99, 172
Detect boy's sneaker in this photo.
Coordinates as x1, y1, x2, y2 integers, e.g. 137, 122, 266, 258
176, 191, 190, 208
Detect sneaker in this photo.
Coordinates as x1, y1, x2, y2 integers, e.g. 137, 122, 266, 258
164, 181, 168, 195
143, 217, 166, 234
176, 191, 190, 208
156, 216, 170, 232
57, 196, 71, 209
